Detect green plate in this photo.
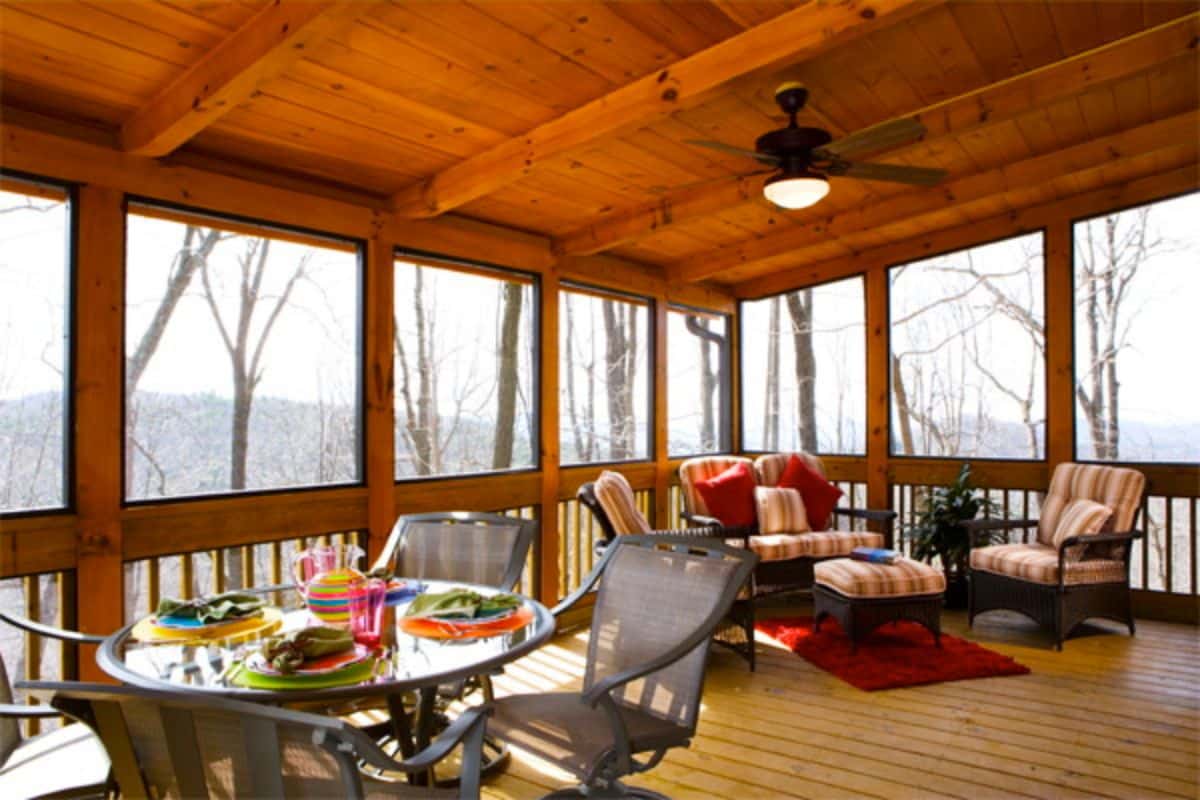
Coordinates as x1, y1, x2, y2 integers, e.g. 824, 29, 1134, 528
228, 657, 376, 690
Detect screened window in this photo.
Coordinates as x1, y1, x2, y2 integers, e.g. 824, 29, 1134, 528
667, 308, 730, 457
559, 286, 651, 464
124, 205, 361, 500
0, 179, 70, 513
890, 233, 1045, 459
741, 276, 866, 455
1073, 192, 1200, 463
393, 257, 536, 477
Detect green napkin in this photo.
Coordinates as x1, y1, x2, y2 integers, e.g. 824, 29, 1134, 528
156, 592, 265, 624
403, 588, 520, 620
261, 625, 354, 675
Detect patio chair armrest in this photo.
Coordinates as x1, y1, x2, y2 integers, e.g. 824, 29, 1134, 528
681, 511, 724, 529
395, 706, 490, 772
0, 611, 105, 645
963, 518, 1039, 546
551, 558, 608, 618
1059, 529, 1143, 548
0, 702, 60, 719
833, 507, 897, 523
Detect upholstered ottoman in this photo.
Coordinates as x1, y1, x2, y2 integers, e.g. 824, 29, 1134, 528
813, 558, 947, 653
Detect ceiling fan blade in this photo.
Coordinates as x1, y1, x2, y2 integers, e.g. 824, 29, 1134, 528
813, 117, 926, 160
832, 161, 947, 186
685, 139, 781, 166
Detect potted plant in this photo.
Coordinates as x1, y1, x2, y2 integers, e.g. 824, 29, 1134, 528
903, 463, 1001, 608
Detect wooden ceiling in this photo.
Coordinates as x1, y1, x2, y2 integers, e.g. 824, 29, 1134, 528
1, 0, 1197, 291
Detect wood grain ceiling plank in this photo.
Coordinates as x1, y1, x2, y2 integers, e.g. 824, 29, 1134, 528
1076, 84, 1124, 141
667, 109, 1199, 282
1046, 1, 1108, 56
1093, 2, 1146, 43
0, 36, 163, 104
996, 1, 1065, 71
1143, 0, 1200, 27
370, 1, 611, 109
390, 0, 934, 217
85, 0, 246, 41
0, 76, 129, 128
908, 5, 991, 95
22, 1, 215, 67
945, 2, 1027, 83
120, 1, 364, 156
553, 15, 1198, 256
708, 0, 802, 29
604, 1, 743, 54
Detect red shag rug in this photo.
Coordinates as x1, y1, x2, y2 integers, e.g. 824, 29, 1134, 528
756, 616, 1030, 691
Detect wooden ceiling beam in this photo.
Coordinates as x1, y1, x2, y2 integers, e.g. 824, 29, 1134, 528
667, 108, 1198, 283
555, 12, 1199, 257
733, 161, 1200, 299
390, 0, 932, 218
121, 1, 364, 157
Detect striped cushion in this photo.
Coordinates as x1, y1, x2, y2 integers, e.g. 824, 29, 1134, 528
593, 470, 651, 535
739, 531, 885, 561
1038, 463, 1144, 548
970, 543, 1127, 586
814, 558, 946, 598
745, 534, 811, 562
678, 456, 755, 518
754, 487, 811, 534
1052, 498, 1113, 561
753, 452, 826, 487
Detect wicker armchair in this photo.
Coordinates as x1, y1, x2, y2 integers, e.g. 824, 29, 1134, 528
967, 462, 1146, 650
22, 681, 489, 799
487, 535, 757, 799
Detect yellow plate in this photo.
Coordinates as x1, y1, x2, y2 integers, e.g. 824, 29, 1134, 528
131, 606, 285, 645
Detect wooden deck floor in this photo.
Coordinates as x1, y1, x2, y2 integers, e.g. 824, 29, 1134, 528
481, 603, 1199, 800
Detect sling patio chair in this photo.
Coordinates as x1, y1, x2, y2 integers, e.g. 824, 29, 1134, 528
487, 534, 758, 799
0, 611, 112, 800
966, 462, 1146, 650
577, 471, 758, 669
22, 681, 489, 799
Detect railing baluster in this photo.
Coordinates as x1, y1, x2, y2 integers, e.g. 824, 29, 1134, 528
148, 557, 161, 611
23, 575, 41, 737
181, 554, 194, 600
1165, 497, 1174, 594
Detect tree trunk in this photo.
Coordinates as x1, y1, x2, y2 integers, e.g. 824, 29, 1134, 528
696, 318, 717, 451
891, 354, 916, 455
764, 296, 781, 450
230, 362, 251, 491
411, 266, 435, 474
491, 282, 523, 468
601, 299, 631, 459
786, 289, 817, 453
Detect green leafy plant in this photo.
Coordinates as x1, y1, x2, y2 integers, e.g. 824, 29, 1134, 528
903, 463, 1001, 581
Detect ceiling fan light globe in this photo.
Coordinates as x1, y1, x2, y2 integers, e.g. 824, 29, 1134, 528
763, 172, 829, 209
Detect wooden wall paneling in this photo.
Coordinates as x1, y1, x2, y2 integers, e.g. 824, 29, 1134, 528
73, 185, 125, 680
0, 515, 77, 579
864, 269, 890, 527
391, 473, 542, 518
538, 269, 562, 601
390, 0, 931, 217
1044, 219, 1076, 470
121, 1, 364, 156
365, 233, 396, 563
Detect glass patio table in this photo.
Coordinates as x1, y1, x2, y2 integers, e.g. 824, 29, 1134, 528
97, 579, 555, 776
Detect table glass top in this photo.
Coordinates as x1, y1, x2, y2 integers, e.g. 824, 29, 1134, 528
103, 580, 554, 699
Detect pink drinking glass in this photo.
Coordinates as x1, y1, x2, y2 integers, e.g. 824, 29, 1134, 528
349, 578, 388, 649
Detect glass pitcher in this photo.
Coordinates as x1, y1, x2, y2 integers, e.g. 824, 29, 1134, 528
291, 542, 366, 625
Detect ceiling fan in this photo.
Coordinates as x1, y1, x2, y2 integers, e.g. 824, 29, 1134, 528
687, 83, 947, 210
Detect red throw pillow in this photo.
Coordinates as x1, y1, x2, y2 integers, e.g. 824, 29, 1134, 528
776, 455, 843, 530
694, 462, 758, 528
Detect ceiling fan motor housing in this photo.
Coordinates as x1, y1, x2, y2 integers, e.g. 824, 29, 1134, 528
755, 126, 833, 168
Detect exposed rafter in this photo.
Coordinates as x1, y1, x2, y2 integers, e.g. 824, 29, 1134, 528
668, 109, 1199, 283
121, 1, 363, 157
390, 0, 932, 218
554, 12, 1200, 257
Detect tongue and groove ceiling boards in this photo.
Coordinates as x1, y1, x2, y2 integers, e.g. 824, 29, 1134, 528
1, 1, 1196, 291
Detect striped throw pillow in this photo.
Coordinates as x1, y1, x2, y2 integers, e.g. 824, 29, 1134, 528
1052, 498, 1113, 561
594, 470, 651, 535
754, 486, 811, 535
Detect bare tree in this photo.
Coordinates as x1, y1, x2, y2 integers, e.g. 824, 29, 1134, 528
763, 296, 781, 450
786, 289, 818, 453
492, 281, 523, 469
601, 299, 637, 459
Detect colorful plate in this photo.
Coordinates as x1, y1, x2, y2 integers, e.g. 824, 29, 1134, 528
244, 643, 372, 677
131, 607, 284, 645
229, 656, 376, 691
154, 608, 264, 631
398, 604, 534, 640
385, 579, 425, 606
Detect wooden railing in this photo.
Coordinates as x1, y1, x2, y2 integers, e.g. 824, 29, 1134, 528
0, 571, 74, 736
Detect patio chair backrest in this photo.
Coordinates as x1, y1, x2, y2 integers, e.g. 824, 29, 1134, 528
24, 682, 388, 799
0, 655, 18, 764
752, 452, 827, 487
584, 537, 754, 736
1037, 463, 1146, 546
376, 512, 537, 591
678, 455, 755, 518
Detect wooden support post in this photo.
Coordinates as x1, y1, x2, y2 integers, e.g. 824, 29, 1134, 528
653, 302, 670, 528
865, 269, 891, 541
539, 271, 561, 602
365, 233, 396, 563
74, 185, 125, 681
1045, 221, 1075, 470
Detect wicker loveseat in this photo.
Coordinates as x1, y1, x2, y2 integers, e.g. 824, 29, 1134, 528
966, 462, 1146, 650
